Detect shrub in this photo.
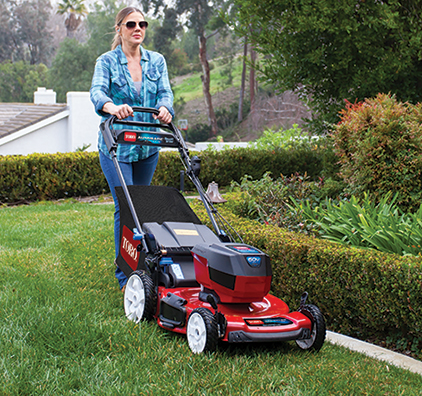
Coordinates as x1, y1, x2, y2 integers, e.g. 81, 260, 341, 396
0, 145, 335, 204
227, 172, 345, 233
333, 93, 422, 211
252, 124, 315, 150
0, 152, 107, 204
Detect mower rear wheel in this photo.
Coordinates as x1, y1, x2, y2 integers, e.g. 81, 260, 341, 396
124, 271, 156, 323
187, 308, 218, 354
295, 304, 326, 352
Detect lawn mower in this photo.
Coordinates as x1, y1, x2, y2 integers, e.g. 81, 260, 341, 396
100, 107, 326, 354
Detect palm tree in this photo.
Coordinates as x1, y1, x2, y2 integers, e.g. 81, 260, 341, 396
57, 0, 88, 38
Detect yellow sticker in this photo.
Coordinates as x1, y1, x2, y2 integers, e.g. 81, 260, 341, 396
174, 229, 199, 236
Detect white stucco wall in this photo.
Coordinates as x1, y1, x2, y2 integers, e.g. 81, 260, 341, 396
67, 92, 101, 152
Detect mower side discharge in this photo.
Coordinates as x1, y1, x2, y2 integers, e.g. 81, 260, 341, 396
102, 107, 326, 354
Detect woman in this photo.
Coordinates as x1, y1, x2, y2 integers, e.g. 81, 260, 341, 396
90, 6, 174, 291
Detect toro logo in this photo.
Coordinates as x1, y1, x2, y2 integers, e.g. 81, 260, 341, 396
124, 132, 137, 142
121, 225, 139, 270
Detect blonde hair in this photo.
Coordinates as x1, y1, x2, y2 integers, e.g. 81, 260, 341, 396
111, 6, 144, 50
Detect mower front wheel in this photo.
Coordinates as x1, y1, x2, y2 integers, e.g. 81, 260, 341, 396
124, 271, 157, 323
296, 304, 326, 352
187, 308, 218, 354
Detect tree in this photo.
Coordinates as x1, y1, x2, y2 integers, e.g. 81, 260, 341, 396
0, 61, 48, 102
152, 7, 184, 78
57, 0, 87, 38
13, 0, 54, 65
238, 37, 247, 122
142, 0, 226, 136
231, 0, 422, 132
85, 0, 120, 57
0, 0, 54, 65
49, 38, 94, 102
0, 0, 15, 63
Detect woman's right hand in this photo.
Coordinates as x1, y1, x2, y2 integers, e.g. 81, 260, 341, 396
102, 102, 134, 120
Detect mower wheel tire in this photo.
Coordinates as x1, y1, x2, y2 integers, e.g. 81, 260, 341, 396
295, 304, 326, 352
187, 308, 218, 354
124, 270, 157, 323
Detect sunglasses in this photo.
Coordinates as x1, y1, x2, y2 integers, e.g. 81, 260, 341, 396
122, 21, 148, 29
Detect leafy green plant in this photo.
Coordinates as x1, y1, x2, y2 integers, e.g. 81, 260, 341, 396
292, 191, 422, 256
227, 172, 342, 233
251, 124, 317, 151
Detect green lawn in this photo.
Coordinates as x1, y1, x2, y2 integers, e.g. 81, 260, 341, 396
1, 200, 422, 395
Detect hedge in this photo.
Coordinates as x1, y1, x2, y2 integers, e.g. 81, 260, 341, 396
0, 146, 335, 204
0, 152, 108, 204
190, 200, 422, 354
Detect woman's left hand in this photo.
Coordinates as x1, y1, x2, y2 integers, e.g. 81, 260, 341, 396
153, 106, 172, 124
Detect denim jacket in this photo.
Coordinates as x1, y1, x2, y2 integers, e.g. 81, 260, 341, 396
90, 45, 174, 162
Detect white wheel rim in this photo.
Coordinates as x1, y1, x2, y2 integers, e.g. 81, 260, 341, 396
124, 275, 145, 324
187, 312, 207, 354
296, 322, 316, 349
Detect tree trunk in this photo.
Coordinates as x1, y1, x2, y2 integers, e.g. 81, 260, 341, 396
238, 38, 248, 122
198, 33, 218, 136
250, 46, 257, 112
65, 13, 82, 38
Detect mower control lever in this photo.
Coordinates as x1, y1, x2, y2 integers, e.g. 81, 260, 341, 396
299, 291, 308, 311
207, 294, 218, 310
191, 156, 201, 177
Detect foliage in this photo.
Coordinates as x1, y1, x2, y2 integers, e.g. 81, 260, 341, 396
252, 124, 317, 150
11, 0, 54, 65
292, 191, 422, 257
333, 93, 422, 211
192, 200, 422, 358
0, 147, 334, 204
227, 172, 343, 233
186, 99, 250, 142
215, 99, 250, 132
230, 0, 422, 133
48, 38, 95, 103
85, 0, 121, 57
57, 0, 88, 38
50, 0, 124, 102
142, 0, 230, 135
0, 0, 54, 66
0, 61, 48, 103
0, 0, 14, 63
187, 123, 211, 143
151, 7, 184, 78
0, 152, 108, 204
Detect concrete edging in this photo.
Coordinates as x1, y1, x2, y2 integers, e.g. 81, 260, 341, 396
326, 331, 422, 375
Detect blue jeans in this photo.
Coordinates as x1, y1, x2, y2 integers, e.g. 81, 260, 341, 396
99, 150, 159, 289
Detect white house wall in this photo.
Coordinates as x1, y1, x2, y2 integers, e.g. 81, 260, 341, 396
67, 92, 101, 153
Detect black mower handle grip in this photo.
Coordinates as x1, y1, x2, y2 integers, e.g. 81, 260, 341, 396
108, 106, 175, 129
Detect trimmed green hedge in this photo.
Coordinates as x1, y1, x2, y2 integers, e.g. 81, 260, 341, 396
0, 152, 108, 204
154, 146, 329, 189
190, 200, 422, 353
1, 146, 334, 204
